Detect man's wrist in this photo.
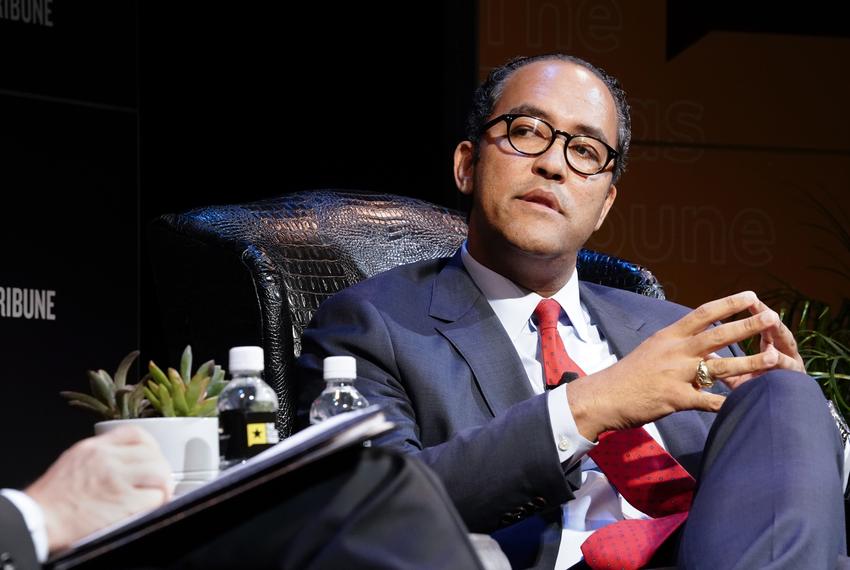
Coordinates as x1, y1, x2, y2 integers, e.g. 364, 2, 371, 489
565, 375, 608, 442
548, 385, 596, 467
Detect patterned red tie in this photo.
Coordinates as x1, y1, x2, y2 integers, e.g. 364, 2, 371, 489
533, 298, 695, 570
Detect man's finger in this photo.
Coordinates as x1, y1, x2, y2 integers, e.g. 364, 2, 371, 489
691, 391, 726, 413
99, 425, 157, 447
746, 299, 801, 362
675, 291, 759, 336
763, 318, 800, 361
130, 469, 174, 502
692, 310, 780, 355
703, 351, 778, 379
126, 487, 171, 513
744, 300, 780, 346
768, 349, 805, 373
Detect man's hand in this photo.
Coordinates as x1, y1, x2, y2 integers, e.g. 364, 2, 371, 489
25, 425, 172, 553
568, 291, 803, 441
709, 296, 805, 389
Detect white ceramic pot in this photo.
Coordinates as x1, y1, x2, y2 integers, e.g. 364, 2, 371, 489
95, 417, 219, 495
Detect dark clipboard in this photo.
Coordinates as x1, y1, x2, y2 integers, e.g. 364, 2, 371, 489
45, 406, 392, 570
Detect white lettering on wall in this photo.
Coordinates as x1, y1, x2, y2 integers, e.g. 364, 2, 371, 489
0, 286, 57, 321
0, 0, 54, 27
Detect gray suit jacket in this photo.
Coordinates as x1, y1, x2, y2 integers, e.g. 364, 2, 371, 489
0, 495, 39, 570
296, 252, 736, 566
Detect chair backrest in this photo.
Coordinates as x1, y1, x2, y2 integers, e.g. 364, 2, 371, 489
149, 189, 664, 436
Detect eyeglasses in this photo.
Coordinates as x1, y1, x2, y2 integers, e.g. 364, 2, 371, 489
482, 113, 619, 176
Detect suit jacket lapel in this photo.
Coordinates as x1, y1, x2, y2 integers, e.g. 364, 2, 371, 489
430, 253, 534, 418
579, 282, 708, 477
578, 282, 646, 359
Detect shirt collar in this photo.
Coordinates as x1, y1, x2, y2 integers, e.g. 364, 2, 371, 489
460, 241, 590, 341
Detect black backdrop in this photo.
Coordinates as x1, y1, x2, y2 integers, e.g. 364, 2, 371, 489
137, 2, 478, 377
0, 1, 476, 488
0, 2, 140, 489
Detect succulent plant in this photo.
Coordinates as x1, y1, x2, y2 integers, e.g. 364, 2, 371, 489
144, 345, 226, 417
61, 350, 151, 420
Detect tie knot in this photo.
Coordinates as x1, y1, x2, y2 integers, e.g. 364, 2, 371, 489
534, 298, 562, 331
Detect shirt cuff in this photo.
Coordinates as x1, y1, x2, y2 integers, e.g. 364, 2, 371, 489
547, 383, 596, 469
0, 489, 48, 562
843, 439, 850, 492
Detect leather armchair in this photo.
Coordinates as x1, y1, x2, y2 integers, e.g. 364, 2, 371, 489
149, 189, 665, 437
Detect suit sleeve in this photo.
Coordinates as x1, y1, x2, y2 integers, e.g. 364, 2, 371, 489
0, 495, 40, 570
296, 291, 577, 533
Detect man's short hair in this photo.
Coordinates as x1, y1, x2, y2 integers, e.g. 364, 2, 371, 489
465, 54, 631, 183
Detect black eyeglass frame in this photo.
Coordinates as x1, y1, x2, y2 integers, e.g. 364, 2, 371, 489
481, 113, 619, 176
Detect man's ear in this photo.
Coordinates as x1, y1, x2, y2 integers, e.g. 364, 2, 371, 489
453, 141, 475, 195
594, 184, 617, 231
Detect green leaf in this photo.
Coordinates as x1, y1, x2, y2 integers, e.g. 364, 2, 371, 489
61, 391, 112, 416
88, 370, 116, 409
211, 366, 225, 384
116, 389, 130, 419
828, 374, 849, 412
186, 376, 210, 407
167, 368, 186, 394
158, 384, 176, 417
113, 350, 139, 390
799, 300, 811, 330
125, 384, 141, 419
162, 368, 188, 416
148, 361, 169, 388
180, 345, 193, 386
144, 385, 162, 410
207, 379, 227, 398
68, 400, 113, 420
207, 366, 227, 397
98, 369, 116, 391
191, 360, 214, 384
196, 397, 218, 417
137, 399, 152, 417
171, 381, 189, 416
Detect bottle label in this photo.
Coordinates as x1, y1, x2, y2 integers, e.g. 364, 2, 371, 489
219, 410, 280, 460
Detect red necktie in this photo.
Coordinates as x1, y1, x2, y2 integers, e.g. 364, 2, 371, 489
533, 299, 695, 570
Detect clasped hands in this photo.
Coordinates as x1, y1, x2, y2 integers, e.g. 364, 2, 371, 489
568, 291, 806, 442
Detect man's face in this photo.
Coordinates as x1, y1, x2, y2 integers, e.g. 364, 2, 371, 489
456, 60, 619, 271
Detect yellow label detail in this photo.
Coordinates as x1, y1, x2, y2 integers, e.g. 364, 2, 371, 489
246, 422, 268, 447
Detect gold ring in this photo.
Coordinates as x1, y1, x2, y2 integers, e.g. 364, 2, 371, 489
695, 359, 714, 389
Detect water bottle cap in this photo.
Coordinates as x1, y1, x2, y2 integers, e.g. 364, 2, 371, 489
323, 356, 356, 380
229, 346, 264, 374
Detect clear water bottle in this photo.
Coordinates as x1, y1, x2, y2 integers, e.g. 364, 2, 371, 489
309, 356, 369, 424
218, 346, 280, 469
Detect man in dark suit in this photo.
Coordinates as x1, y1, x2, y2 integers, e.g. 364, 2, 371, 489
297, 53, 848, 569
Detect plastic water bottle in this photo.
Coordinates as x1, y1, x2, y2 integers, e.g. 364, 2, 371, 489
217, 346, 280, 469
309, 356, 369, 424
